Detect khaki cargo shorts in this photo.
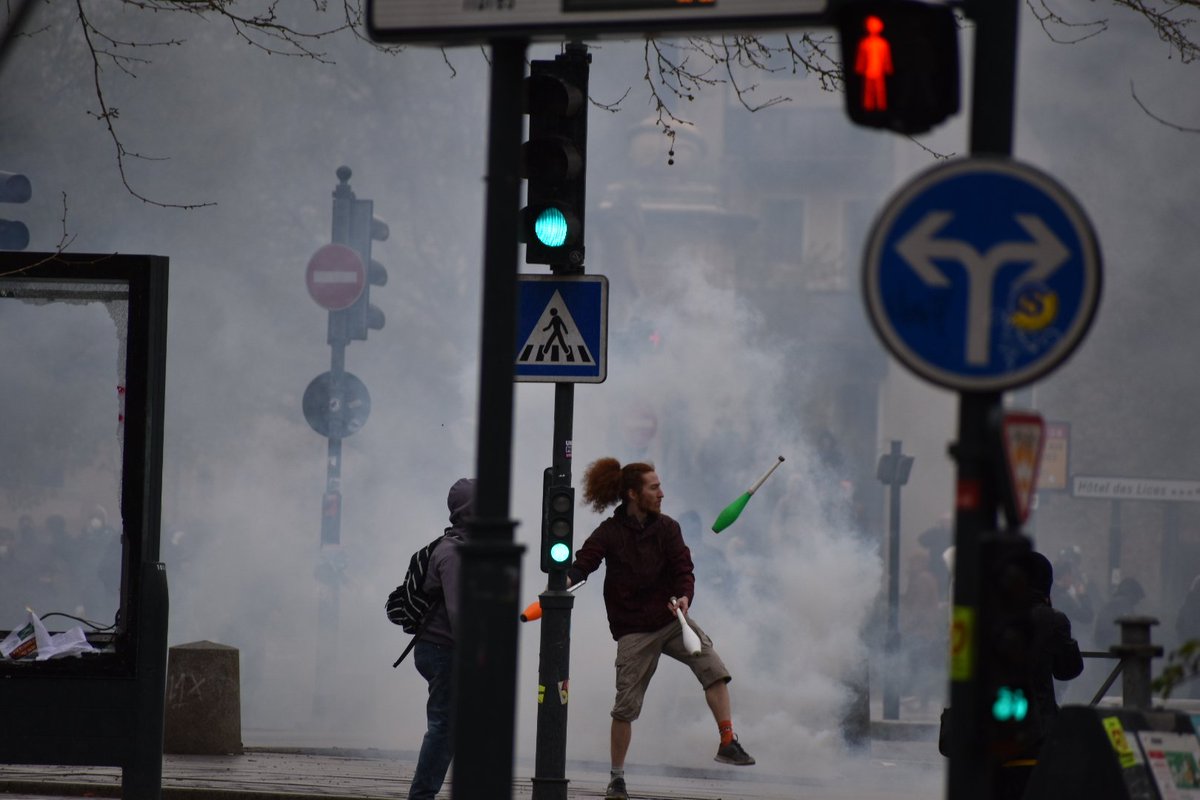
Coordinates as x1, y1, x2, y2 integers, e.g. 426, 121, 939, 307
610, 617, 731, 722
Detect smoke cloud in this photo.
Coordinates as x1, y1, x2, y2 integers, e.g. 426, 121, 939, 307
1, 2, 1197, 791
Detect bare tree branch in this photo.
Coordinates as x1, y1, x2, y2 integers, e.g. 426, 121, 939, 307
10, 0, 1200, 205
1111, 0, 1200, 63
636, 32, 842, 163
1131, 79, 1200, 130
65, 0, 367, 208
1025, 0, 1109, 44
76, 0, 215, 208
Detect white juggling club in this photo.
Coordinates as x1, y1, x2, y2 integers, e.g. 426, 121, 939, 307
670, 596, 702, 656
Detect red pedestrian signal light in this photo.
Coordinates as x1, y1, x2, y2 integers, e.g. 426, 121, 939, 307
836, 0, 959, 134
856, 16, 892, 111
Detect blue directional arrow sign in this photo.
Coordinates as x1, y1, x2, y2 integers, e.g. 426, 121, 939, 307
515, 274, 608, 383
863, 157, 1102, 392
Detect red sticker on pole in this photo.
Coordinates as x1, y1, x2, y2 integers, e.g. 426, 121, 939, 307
306, 244, 365, 310
956, 479, 981, 510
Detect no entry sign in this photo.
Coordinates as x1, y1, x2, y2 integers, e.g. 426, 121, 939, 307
306, 244, 365, 311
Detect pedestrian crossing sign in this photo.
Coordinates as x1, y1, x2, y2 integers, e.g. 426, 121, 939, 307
515, 274, 608, 383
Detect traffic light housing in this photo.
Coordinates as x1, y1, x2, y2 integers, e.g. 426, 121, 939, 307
344, 197, 388, 341
541, 469, 575, 573
835, 0, 960, 135
521, 47, 590, 269
1, 171, 31, 251
329, 166, 388, 344
978, 530, 1041, 761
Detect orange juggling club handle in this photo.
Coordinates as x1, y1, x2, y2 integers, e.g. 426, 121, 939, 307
518, 578, 588, 622
519, 600, 543, 623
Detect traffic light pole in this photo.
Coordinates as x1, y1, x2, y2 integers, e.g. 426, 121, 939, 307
946, 394, 1000, 800
947, 1, 1020, 799
313, 335, 345, 717
878, 440, 912, 721
532, 382, 576, 800
453, 35, 527, 800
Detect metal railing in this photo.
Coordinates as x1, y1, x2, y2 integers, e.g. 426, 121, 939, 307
1081, 615, 1163, 709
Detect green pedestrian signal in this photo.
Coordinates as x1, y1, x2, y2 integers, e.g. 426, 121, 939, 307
549, 541, 571, 564
540, 476, 575, 573
534, 207, 569, 248
992, 686, 1029, 722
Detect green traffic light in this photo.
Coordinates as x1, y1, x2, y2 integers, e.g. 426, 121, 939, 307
992, 687, 1029, 721
534, 207, 568, 248
549, 542, 571, 564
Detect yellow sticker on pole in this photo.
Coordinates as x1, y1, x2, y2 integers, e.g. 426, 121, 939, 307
537, 684, 545, 704
1102, 716, 1137, 769
950, 605, 974, 681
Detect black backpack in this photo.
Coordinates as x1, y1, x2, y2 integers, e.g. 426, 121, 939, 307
386, 534, 446, 634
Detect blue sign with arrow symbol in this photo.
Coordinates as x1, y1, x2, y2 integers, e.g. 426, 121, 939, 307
863, 157, 1102, 392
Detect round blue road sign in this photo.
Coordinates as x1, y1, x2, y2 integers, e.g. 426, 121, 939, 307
863, 157, 1102, 392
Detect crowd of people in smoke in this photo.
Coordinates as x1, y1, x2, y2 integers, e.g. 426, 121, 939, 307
0, 509, 121, 628
894, 525, 1200, 710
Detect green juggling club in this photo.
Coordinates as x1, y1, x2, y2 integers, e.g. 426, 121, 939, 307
711, 455, 785, 533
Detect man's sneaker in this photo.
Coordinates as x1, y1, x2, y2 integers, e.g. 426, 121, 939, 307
605, 775, 629, 799
715, 736, 756, 765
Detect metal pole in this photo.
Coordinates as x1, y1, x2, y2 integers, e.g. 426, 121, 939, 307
883, 441, 903, 720
1163, 504, 1179, 615
1108, 499, 1122, 591
1114, 616, 1162, 710
947, 0, 1019, 797
314, 345, 343, 717
453, 36, 527, 800
314, 170, 353, 718
967, 0, 1019, 157
532, 41, 588, 798
531, 386, 576, 800
947, 393, 1002, 800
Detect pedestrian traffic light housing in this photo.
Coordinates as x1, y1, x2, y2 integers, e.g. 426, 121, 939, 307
0, 171, 31, 251
978, 530, 1041, 760
344, 198, 388, 341
521, 47, 590, 269
328, 166, 388, 344
541, 470, 575, 573
835, 0, 960, 135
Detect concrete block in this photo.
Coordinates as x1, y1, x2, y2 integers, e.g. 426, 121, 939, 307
164, 640, 244, 755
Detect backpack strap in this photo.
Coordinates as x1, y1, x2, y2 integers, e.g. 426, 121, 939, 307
392, 597, 444, 668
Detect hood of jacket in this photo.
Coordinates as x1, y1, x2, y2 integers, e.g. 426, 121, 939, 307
447, 477, 476, 529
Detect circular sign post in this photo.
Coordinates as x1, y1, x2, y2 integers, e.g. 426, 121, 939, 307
306, 244, 366, 311
863, 157, 1102, 392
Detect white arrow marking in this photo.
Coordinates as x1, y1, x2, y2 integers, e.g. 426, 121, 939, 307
894, 211, 1070, 365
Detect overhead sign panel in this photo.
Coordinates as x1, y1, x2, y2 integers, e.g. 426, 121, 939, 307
367, 0, 829, 45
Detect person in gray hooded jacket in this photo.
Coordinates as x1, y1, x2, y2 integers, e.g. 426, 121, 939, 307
408, 477, 473, 800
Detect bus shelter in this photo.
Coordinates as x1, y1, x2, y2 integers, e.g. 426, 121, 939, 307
0, 252, 169, 798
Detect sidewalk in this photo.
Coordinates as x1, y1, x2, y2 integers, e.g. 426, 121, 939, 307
0, 732, 943, 800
